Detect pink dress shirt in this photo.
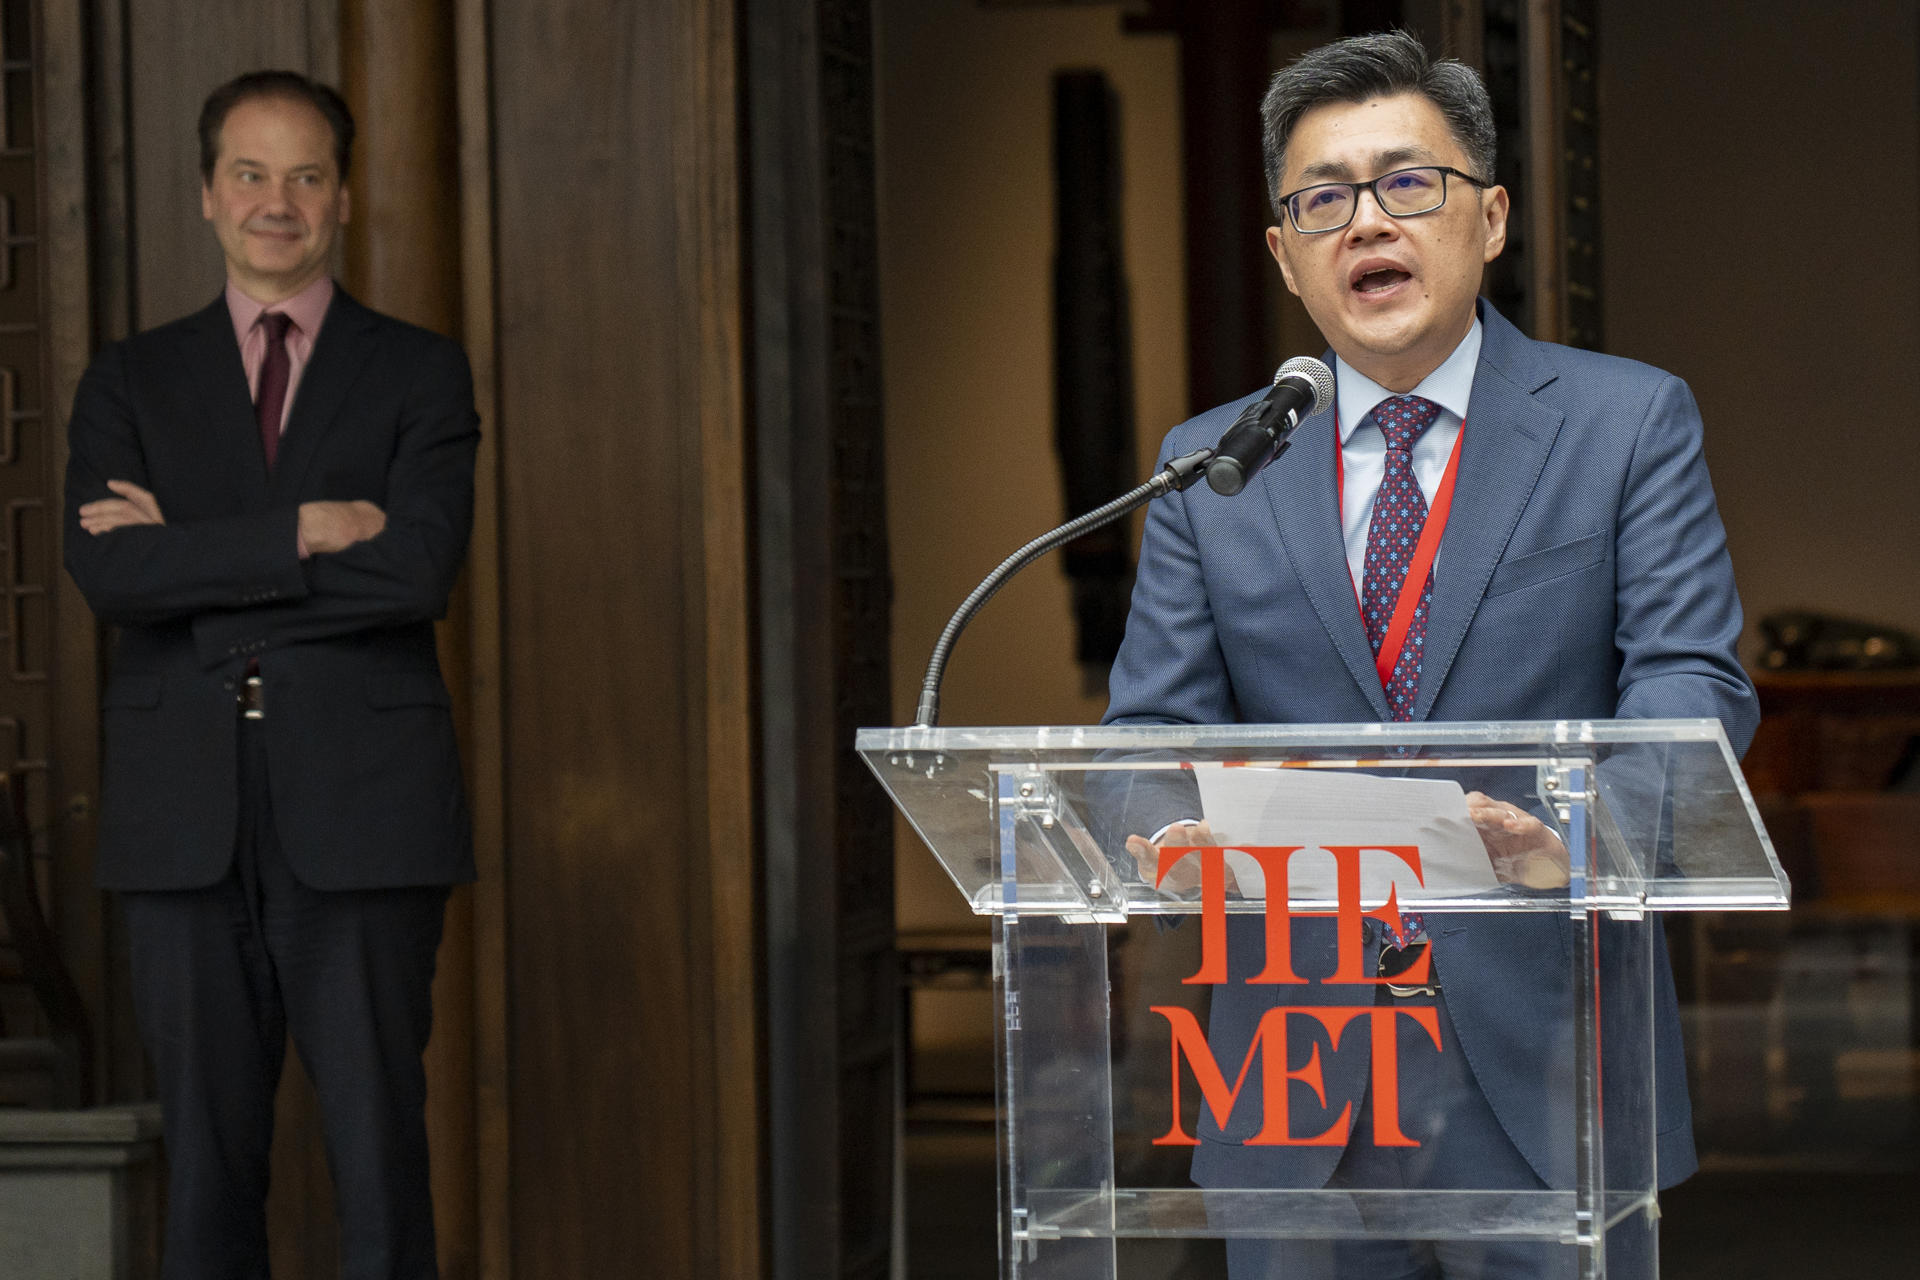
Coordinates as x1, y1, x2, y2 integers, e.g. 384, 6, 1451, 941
225, 275, 334, 433
226, 276, 333, 557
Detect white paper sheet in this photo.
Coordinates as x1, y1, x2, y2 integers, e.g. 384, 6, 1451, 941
1190, 764, 1501, 905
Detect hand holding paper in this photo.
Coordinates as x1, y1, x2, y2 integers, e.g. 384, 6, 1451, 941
1464, 790, 1570, 888
1127, 769, 1572, 904
1126, 820, 1242, 896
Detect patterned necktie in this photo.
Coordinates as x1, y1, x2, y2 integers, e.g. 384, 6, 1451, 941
1361, 395, 1442, 954
1360, 395, 1443, 721
255, 311, 295, 471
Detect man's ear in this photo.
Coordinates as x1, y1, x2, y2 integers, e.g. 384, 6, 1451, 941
201, 183, 215, 222
1266, 226, 1301, 298
1481, 184, 1510, 263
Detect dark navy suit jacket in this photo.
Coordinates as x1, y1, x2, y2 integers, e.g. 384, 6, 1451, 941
1102, 301, 1756, 1191
65, 287, 477, 892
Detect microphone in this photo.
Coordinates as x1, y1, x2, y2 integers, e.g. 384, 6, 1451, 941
1204, 356, 1336, 496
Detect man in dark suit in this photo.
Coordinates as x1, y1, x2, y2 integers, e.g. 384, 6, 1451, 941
64, 70, 476, 1280
1104, 31, 1755, 1278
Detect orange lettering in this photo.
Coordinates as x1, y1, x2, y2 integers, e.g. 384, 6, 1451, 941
1360, 1005, 1443, 1146
1319, 846, 1428, 985
1151, 1005, 1352, 1147
1157, 846, 1233, 984
1164, 844, 1432, 987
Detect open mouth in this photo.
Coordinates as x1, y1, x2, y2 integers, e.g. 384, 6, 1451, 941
1353, 267, 1412, 294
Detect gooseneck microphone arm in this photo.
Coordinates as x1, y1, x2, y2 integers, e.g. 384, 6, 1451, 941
911, 446, 1214, 728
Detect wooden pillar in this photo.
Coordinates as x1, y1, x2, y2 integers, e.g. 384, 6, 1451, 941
341, 2, 463, 335
1522, 0, 1566, 344
338, 5, 484, 1278
481, 0, 761, 1273
747, 1, 896, 1273
41, 0, 110, 1108
449, 2, 511, 1273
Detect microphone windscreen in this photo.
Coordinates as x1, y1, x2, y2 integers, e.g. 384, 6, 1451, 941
1276, 355, 1336, 416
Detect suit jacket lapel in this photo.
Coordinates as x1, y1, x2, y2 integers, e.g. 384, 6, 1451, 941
1412, 306, 1564, 720
174, 296, 272, 505
1264, 405, 1393, 720
271, 288, 378, 502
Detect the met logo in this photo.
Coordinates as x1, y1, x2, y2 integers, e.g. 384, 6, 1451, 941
1150, 844, 1442, 1149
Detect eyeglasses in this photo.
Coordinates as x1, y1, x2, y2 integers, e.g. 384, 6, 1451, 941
1278, 166, 1489, 234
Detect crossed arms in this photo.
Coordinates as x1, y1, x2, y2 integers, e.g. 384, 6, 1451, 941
64, 333, 479, 665
80, 478, 387, 556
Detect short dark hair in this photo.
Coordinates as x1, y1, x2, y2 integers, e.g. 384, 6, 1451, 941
1260, 30, 1496, 220
198, 70, 355, 183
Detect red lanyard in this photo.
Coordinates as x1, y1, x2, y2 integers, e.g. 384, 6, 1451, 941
1336, 414, 1466, 687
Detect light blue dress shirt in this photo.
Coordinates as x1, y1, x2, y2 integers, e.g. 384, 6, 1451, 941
1334, 317, 1483, 589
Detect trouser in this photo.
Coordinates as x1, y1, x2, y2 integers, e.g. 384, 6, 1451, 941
122, 719, 450, 1280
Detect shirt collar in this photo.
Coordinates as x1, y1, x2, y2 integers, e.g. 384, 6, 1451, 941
225, 275, 336, 347
1334, 316, 1483, 445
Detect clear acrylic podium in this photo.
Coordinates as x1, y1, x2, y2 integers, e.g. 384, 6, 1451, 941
858, 719, 1788, 1279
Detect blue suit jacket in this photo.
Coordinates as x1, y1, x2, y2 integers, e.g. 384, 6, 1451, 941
1102, 301, 1756, 1191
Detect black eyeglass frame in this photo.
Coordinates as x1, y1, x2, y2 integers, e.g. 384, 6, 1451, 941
1278, 165, 1491, 235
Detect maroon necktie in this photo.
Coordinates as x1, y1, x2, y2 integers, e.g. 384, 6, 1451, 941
255, 311, 294, 470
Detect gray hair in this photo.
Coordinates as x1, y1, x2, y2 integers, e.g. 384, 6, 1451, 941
1260, 30, 1497, 220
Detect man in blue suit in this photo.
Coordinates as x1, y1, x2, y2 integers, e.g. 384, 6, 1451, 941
1103, 31, 1755, 1279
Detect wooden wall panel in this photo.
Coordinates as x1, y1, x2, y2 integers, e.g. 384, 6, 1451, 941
676, 3, 762, 1274
487, 1, 758, 1274
122, 0, 339, 329
451, 0, 511, 1274
491, 2, 693, 1261
41, 0, 107, 1106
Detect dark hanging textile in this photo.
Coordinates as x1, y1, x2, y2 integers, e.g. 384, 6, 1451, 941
1052, 70, 1137, 683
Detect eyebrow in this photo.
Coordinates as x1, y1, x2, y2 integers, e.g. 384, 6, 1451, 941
1294, 145, 1440, 185
227, 157, 327, 175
